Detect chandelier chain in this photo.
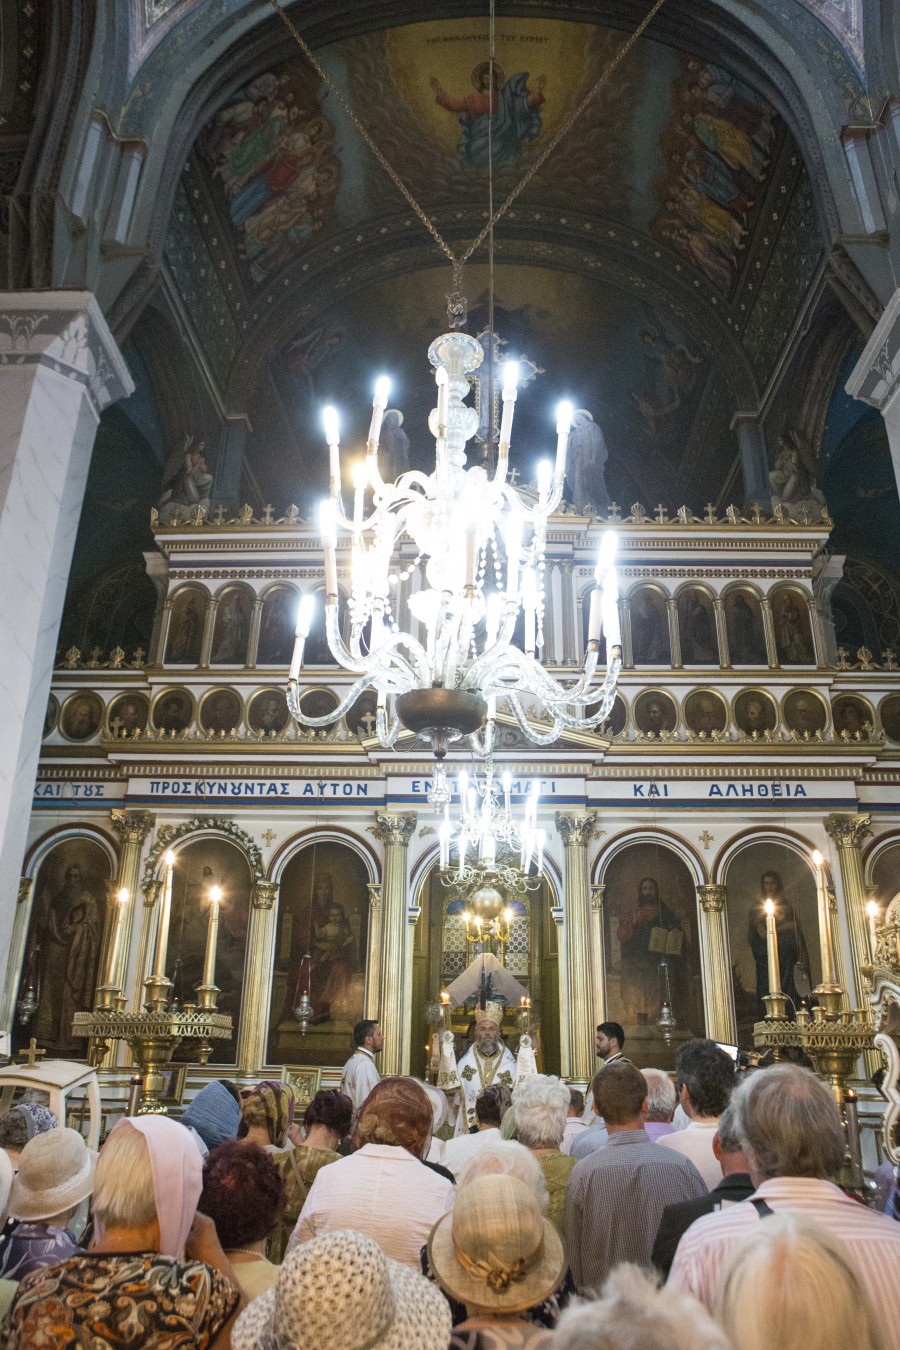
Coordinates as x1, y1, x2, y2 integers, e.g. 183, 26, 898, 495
267, 0, 670, 271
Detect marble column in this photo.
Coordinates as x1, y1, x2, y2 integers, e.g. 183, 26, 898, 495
847, 288, 900, 500
666, 598, 682, 668
697, 885, 737, 1043
730, 412, 773, 508
0, 294, 133, 992
713, 598, 730, 669
199, 595, 218, 669
237, 881, 279, 1072
560, 562, 577, 666
824, 813, 873, 1003
759, 596, 779, 669
556, 812, 597, 1084
372, 813, 416, 1076
109, 809, 155, 999
364, 883, 383, 1021
247, 596, 263, 669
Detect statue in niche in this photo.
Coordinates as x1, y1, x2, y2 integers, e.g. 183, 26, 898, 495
768, 431, 825, 516
567, 410, 609, 515
747, 869, 810, 1016
378, 410, 410, 483
32, 863, 102, 1053
158, 436, 213, 526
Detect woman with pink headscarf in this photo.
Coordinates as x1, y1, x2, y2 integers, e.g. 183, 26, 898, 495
2, 1116, 243, 1347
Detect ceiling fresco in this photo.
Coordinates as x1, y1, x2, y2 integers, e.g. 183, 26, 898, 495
192, 18, 784, 298
254, 262, 733, 512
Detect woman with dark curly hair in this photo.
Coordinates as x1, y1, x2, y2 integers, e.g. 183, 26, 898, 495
269, 1089, 351, 1262
200, 1141, 286, 1302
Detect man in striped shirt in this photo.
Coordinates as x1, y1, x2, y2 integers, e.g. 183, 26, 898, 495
669, 1063, 900, 1345
566, 1062, 707, 1293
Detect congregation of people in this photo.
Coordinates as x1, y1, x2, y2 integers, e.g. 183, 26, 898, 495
0, 1014, 896, 1348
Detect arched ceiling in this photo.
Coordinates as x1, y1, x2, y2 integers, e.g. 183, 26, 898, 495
157, 8, 827, 510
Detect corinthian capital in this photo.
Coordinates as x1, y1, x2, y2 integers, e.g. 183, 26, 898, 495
251, 881, 278, 910
697, 884, 727, 913
824, 813, 872, 850
372, 813, 417, 846
111, 809, 155, 845
555, 812, 595, 848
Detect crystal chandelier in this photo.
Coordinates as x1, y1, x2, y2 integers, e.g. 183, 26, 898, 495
287, 330, 622, 759
439, 764, 544, 890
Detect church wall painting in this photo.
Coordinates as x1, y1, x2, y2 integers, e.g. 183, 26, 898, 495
165, 838, 252, 1063
771, 587, 816, 665
166, 586, 206, 665
601, 842, 704, 1068
107, 692, 150, 736
870, 843, 900, 908
831, 694, 873, 738
210, 586, 253, 665
14, 837, 112, 1058
59, 692, 104, 743
629, 586, 671, 666
267, 841, 370, 1066
733, 687, 778, 737
724, 841, 821, 1045
676, 586, 718, 664
257, 586, 298, 666
880, 695, 900, 744
724, 587, 767, 665
152, 687, 195, 733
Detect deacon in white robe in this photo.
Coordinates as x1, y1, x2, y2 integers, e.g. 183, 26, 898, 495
340, 1020, 383, 1117
453, 1003, 517, 1135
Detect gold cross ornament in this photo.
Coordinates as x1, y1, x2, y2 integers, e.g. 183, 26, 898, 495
18, 1038, 46, 1068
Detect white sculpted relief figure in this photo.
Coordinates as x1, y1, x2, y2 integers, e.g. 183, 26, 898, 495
158, 435, 214, 525
768, 430, 825, 516
567, 409, 610, 515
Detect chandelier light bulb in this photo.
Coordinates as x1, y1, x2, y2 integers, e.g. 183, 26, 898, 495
208, 884, 222, 904
502, 360, 520, 396
812, 849, 824, 867
597, 529, 618, 574
163, 849, 176, 868
374, 375, 391, 404
295, 592, 316, 639
537, 459, 552, 498
556, 400, 574, 436
322, 405, 340, 446
764, 898, 775, 917
867, 899, 879, 919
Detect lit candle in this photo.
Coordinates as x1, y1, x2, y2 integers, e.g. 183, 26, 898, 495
289, 592, 316, 682
812, 849, 837, 986
555, 400, 573, 483
323, 405, 340, 494
867, 899, 880, 958
153, 850, 176, 980
353, 461, 367, 530
502, 771, 512, 815
105, 887, 129, 989
499, 360, 519, 447
464, 523, 477, 589
201, 884, 222, 988
764, 898, 781, 996
440, 989, 451, 1030
368, 375, 391, 446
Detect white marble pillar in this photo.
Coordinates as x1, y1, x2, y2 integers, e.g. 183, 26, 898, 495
0, 294, 132, 1007
847, 288, 900, 500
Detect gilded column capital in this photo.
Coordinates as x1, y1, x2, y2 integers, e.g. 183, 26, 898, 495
697, 884, 727, 912
111, 809, 155, 845
555, 812, 595, 848
17, 876, 31, 905
367, 883, 383, 910
591, 883, 606, 912
372, 813, 417, 846
251, 881, 278, 910
824, 813, 872, 850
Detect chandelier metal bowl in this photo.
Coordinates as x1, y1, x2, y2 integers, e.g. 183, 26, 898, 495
287, 329, 622, 758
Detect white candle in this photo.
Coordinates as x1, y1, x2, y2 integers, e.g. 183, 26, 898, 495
323, 406, 340, 492
201, 884, 222, 988
867, 899, 880, 958
587, 585, 603, 644
105, 887, 129, 989
353, 461, 366, 529
153, 851, 176, 980
499, 361, 518, 447
290, 593, 316, 681
502, 771, 512, 814
764, 898, 781, 996
555, 400, 573, 482
368, 375, 391, 445
812, 849, 836, 986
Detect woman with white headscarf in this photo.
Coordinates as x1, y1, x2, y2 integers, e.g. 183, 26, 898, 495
2, 1116, 243, 1347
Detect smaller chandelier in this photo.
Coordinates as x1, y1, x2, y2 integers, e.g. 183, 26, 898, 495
286, 330, 622, 758
439, 764, 544, 888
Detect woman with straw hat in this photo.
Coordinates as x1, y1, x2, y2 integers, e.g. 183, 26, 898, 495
428, 1174, 566, 1348
0, 1128, 95, 1281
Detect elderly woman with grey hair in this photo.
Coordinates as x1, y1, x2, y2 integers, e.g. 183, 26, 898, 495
512, 1074, 576, 1240
554, 1264, 729, 1350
